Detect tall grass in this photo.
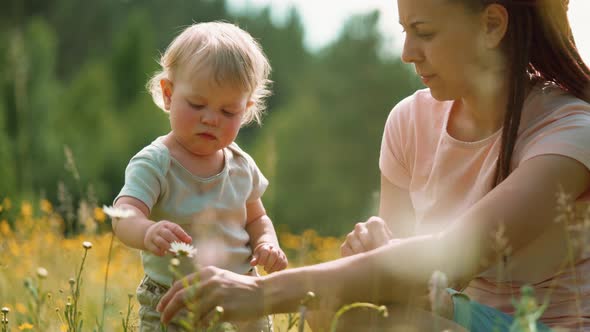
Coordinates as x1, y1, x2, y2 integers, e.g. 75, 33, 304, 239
0, 192, 587, 331
0, 198, 346, 331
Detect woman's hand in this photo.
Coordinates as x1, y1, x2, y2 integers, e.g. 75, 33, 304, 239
250, 243, 288, 273
157, 266, 264, 324
144, 221, 192, 256
340, 216, 394, 257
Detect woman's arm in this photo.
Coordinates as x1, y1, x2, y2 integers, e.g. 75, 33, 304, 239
340, 175, 415, 256
158, 154, 589, 322
439, 154, 590, 282
379, 175, 415, 238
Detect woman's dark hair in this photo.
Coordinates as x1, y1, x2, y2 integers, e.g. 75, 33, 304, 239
462, 0, 590, 186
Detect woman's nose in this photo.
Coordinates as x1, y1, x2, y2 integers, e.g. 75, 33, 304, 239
401, 36, 421, 64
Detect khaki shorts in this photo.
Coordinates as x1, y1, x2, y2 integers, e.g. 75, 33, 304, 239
136, 275, 273, 332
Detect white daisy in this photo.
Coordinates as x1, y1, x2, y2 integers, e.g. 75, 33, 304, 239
169, 241, 197, 258
102, 205, 136, 219
36, 267, 48, 279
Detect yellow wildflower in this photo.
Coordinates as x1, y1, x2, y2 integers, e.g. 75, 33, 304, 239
280, 233, 301, 250
0, 220, 10, 236
302, 229, 318, 241
94, 207, 106, 223
40, 199, 53, 214
2, 197, 11, 210
60, 324, 68, 332
18, 322, 34, 330
15, 303, 26, 314
21, 201, 33, 218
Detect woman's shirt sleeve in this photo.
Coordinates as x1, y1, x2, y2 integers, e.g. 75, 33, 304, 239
379, 99, 413, 189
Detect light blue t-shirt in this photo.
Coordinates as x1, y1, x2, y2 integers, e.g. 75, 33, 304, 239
115, 137, 268, 286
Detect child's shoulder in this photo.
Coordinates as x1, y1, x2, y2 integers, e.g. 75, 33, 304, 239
225, 142, 258, 168
128, 137, 171, 172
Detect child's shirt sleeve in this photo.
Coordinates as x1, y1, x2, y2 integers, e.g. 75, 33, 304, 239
245, 154, 269, 203
114, 145, 167, 212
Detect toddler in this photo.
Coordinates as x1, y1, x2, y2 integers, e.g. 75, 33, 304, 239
113, 21, 287, 332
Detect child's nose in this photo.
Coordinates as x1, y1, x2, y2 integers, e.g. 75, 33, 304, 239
200, 109, 218, 126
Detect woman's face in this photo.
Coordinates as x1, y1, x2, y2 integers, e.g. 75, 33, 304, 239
398, 0, 492, 101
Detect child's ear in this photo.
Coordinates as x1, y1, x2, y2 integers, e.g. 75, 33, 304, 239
246, 100, 254, 109
160, 79, 174, 110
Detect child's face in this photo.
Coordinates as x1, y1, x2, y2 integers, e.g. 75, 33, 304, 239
161, 69, 252, 157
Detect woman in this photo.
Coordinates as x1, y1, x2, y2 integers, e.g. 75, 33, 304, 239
157, 0, 590, 330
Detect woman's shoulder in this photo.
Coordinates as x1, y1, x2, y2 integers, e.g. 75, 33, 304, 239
520, 82, 590, 131
386, 88, 451, 130
397, 88, 445, 107
514, 82, 590, 170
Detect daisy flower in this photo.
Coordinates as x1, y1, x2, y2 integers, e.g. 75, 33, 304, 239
102, 205, 136, 219
169, 241, 197, 258
36, 267, 48, 279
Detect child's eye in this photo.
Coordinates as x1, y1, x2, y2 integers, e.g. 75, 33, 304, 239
188, 102, 204, 110
222, 110, 236, 117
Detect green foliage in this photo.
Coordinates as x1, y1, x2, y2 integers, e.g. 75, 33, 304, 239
1, 0, 419, 236
250, 12, 420, 234
111, 9, 157, 107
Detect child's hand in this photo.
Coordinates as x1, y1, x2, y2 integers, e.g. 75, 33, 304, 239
250, 243, 288, 273
144, 221, 192, 256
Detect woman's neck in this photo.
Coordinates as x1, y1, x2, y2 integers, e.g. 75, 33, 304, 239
447, 82, 508, 142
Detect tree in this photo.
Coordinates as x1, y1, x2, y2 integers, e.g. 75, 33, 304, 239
251, 12, 420, 234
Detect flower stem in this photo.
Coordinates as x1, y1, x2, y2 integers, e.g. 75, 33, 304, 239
100, 229, 117, 331
329, 303, 388, 332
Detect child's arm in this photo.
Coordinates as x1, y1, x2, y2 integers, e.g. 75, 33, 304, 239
113, 196, 192, 256
245, 198, 288, 273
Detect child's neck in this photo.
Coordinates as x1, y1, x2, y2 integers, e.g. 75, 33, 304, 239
162, 134, 225, 178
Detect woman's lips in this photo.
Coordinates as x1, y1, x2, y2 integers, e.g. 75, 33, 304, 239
420, 74, 436, 85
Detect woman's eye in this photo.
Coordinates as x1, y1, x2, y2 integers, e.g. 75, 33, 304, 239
418, 33, 434, 39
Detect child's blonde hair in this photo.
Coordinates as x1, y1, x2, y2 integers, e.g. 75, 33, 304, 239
147, 21, 272, 125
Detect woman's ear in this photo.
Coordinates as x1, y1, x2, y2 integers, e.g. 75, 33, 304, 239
160, 79, 174, 110
481, 4, 508, 48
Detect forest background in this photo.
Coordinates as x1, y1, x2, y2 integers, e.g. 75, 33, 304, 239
0, 0, 423, 236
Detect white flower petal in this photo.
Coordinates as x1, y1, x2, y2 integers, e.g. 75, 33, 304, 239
169, 241, 197, 258
102, 205, 136, 219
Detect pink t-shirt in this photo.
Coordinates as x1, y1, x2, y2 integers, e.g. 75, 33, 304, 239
379, 83, 590, 329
